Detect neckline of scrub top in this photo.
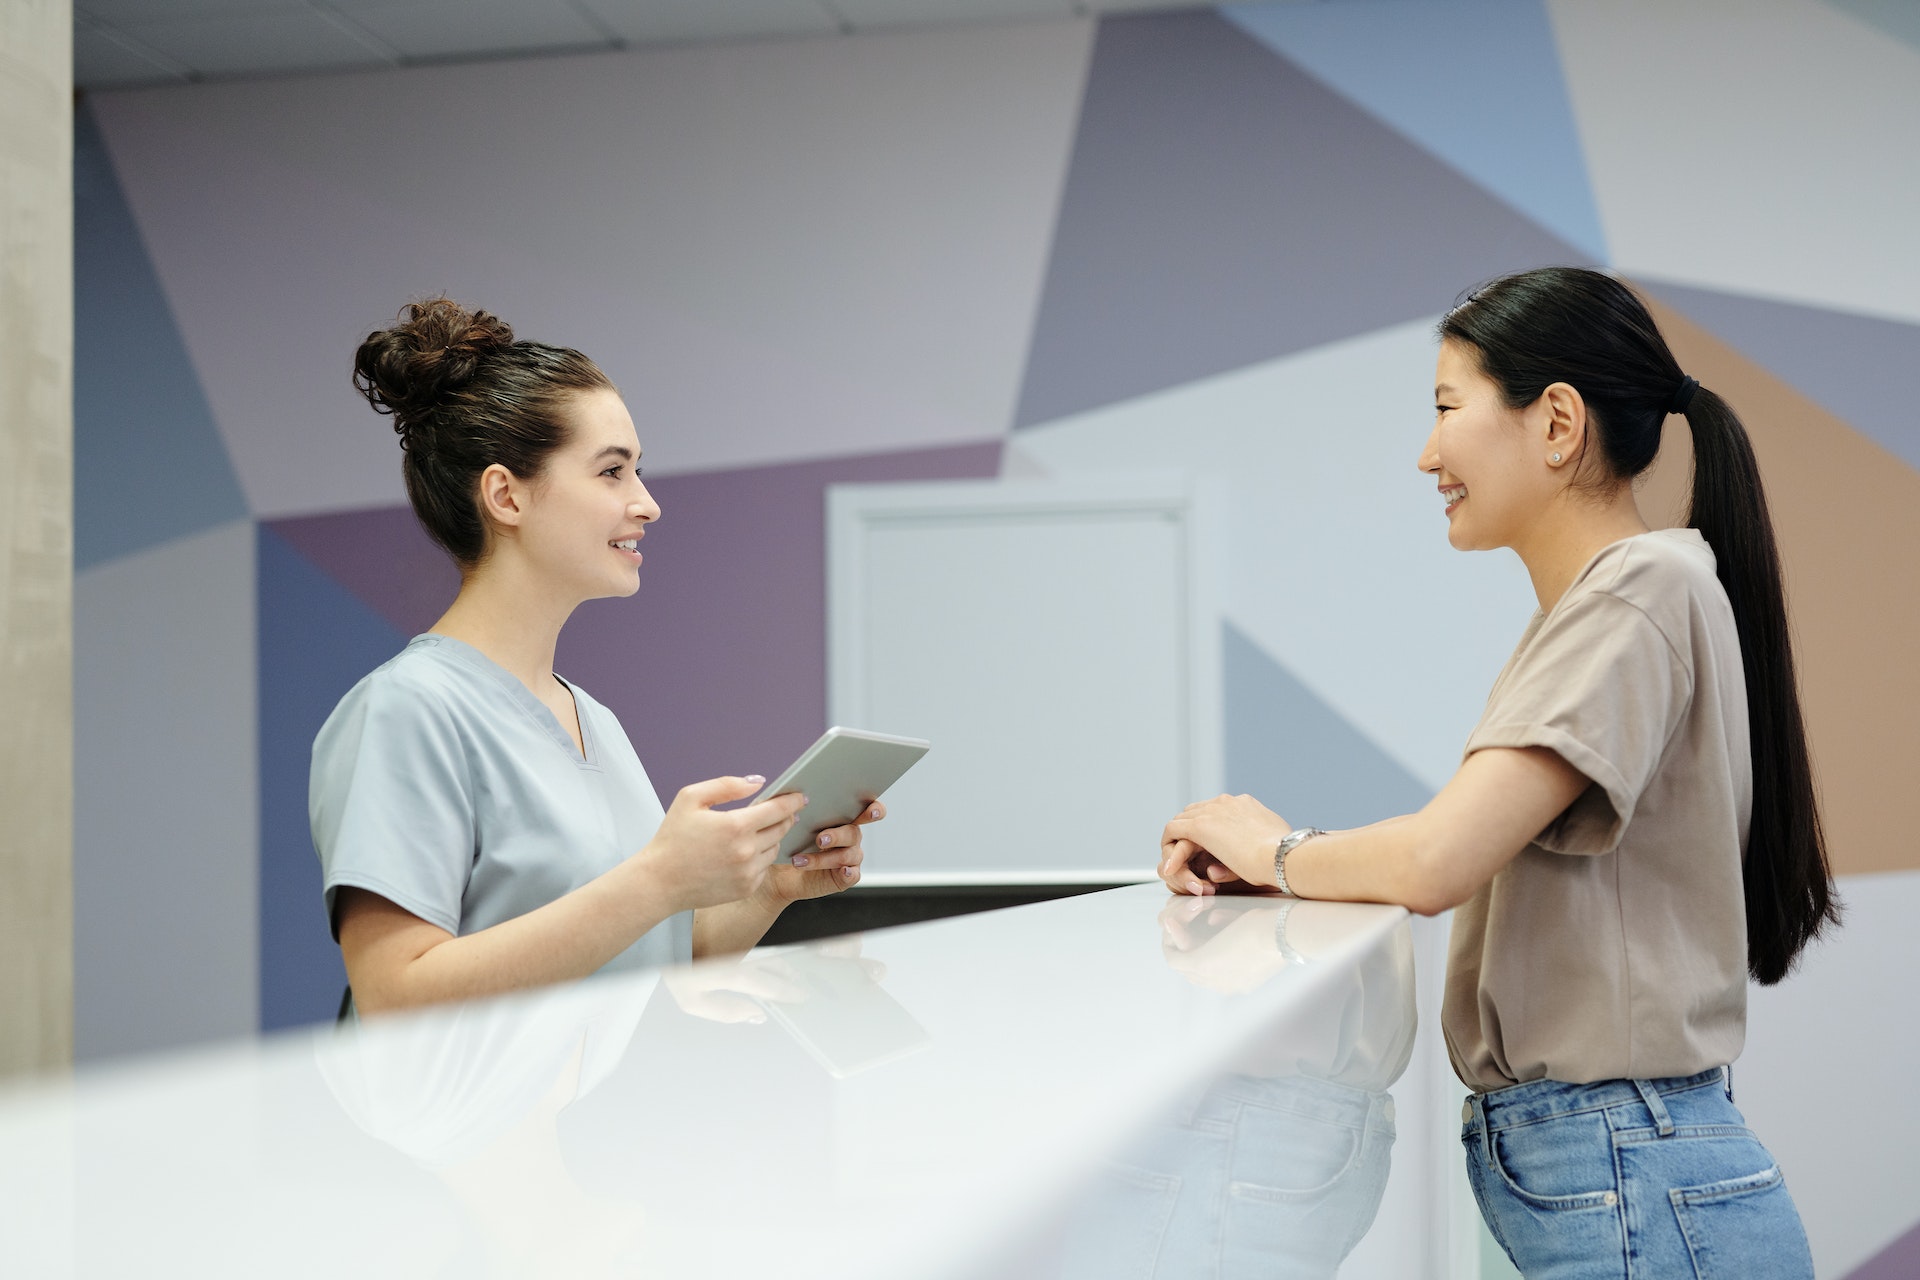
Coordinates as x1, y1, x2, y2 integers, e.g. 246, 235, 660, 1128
411, 633, 601, 770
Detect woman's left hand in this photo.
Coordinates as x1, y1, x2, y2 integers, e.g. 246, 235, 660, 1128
759, 801, 886, 905
1159, 794, 1291, 895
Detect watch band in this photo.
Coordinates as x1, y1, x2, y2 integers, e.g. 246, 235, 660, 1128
1273, 827, 1327, 897
1272, 898, 1309, 965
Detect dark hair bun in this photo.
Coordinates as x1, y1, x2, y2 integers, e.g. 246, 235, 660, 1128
351, 298, 612, 566
352, 299, 516, 442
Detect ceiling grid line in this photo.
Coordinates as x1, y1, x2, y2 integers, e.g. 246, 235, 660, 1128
71, 0, 1189, 91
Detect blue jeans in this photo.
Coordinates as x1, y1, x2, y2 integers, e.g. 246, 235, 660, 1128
1056, 1074, 1398, 1278
1462, 1068, 1814, 1279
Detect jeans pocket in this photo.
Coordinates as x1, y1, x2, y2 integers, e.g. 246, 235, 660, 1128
1486, 1112, 1619, 1210
1057, 1164, 1181, 1280
1670, 1165, 1815, 1280
1228, 1101, 1362, 1197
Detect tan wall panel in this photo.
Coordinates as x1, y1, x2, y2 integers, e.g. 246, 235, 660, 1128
1641, 293, 1920, 877
0, 0, 73, 1076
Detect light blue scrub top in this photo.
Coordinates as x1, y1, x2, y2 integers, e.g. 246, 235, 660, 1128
310, 634, 692, 974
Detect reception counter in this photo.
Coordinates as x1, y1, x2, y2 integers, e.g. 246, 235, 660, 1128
0, 885, 1417, 1278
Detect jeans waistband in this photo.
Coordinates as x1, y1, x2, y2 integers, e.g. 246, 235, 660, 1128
1470, 1067, 1730, 1130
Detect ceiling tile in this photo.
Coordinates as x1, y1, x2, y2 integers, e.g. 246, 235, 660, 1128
77, 0, 310, 23
336, 0, 610, 60
75, 26, 190, 88
830, 0, 1074, 27
109, 10, 395, 75
1089, 0, 1221, 11
572, 0, 839, 44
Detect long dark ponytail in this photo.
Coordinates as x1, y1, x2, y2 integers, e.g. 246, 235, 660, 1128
1440, 267, 1838, 984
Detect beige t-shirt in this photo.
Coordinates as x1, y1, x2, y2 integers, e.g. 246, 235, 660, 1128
1443, 529, 1751, 1094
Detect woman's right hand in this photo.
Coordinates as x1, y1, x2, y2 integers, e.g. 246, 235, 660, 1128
634, 776, 809, 914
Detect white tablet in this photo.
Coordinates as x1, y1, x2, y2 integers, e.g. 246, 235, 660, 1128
754, 726, 930, 863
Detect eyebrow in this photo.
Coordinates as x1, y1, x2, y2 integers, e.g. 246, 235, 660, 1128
590, 445, 639, 463
1434, 384, 1458, 398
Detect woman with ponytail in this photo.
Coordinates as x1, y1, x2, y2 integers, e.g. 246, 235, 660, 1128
1158, 267, 1835, 1277
312, 299, 880, 1018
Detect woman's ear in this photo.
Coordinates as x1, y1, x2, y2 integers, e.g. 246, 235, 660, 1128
1541, 381, 1587, 472
477, 463, 526, 531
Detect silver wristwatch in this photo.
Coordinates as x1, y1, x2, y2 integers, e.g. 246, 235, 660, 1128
1272, 899, 1309, 965
1273, 827, 1327, 897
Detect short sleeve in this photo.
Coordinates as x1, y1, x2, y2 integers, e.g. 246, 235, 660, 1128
1466, 591, 1691, 855
310, 674, 477, 938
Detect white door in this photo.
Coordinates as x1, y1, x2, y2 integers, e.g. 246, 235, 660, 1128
828, 476, 1218, 884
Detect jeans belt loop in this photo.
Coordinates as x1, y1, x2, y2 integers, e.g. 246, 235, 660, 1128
1724, 1063, 1735, 1103
1473, 1094, 1499, 1166
1634, 1079, 1676, 1137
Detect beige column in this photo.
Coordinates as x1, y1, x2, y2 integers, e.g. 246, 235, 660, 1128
0, 0, 73, 1078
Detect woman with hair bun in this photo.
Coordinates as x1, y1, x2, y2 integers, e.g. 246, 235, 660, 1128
1159, 267, 1833, 1277
311, 299, 879, 1016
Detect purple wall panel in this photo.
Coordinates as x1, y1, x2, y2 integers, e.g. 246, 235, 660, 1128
269, 504, 460, 638
1013, 10, 1586, 428
557, 441, 1002, 802
1846, 1218, 1920, 1279
1224, 0, 1608, 261
268, 441, 1001, 810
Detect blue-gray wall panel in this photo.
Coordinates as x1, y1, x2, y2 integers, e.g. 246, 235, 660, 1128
1222, 620, 1432, 833
257, 525, 403, 1031
1641, 278, 1920, 473
73, 103, 247, 571
1013, 10, 1587, 429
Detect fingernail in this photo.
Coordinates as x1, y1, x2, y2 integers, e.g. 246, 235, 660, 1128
744, 775, 765, 785
869, 806, 880, 819
843, 866, 857, 880
818, 833, 831, 848
798, 794, 809, 807
792, 855, 811, 868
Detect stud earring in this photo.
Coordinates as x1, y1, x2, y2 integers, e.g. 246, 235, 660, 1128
1551, 453, 1562, 463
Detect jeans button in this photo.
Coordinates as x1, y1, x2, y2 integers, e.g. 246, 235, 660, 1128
1603, 1191, 1618, 1206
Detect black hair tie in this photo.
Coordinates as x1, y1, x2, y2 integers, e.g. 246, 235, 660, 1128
1668, 375, 1700, 415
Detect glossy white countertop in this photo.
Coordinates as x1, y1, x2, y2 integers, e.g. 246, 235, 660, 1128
0, 886, 1414, 1279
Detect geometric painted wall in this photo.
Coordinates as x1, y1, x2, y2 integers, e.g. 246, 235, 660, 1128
76, 5, 1920, 1275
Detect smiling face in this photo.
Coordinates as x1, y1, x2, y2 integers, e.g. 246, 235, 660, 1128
1419, 339, 1558, 552
512, 386, 660, 601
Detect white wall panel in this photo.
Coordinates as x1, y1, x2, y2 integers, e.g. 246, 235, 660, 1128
1736, 869, 1920, 1277
89, 18, 1093, 518
73, 519, 258, 1060
1549, 0, 1920, 324
1011, 319, 1538, 792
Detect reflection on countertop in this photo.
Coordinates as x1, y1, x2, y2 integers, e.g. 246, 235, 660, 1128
1047, 898, 1416, 1280
0, 885, 1413, 1280
314, 938, 929, 1276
